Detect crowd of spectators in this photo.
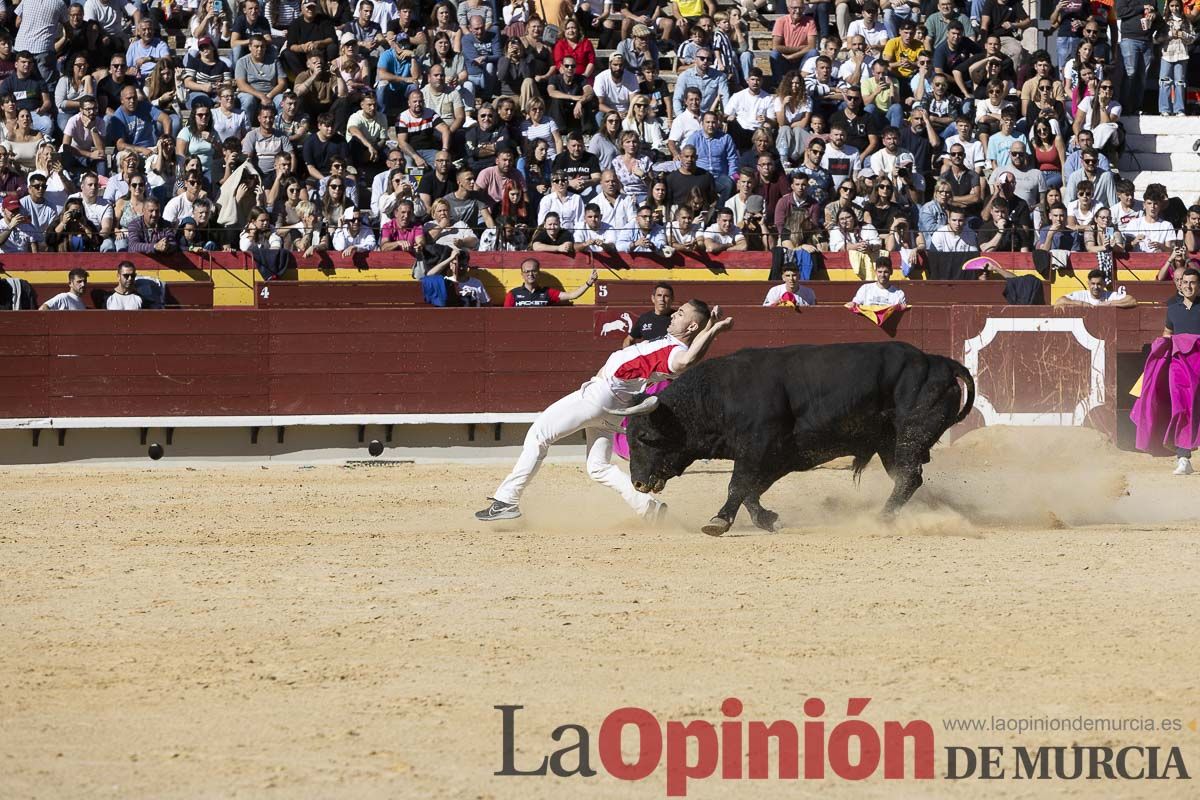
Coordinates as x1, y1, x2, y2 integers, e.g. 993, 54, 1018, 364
0, 0, 1198, 281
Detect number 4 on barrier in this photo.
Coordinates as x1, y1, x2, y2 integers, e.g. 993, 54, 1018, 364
260, 287, 270, 299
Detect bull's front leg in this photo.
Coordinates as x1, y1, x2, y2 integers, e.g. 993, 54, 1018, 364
702, 466, 755, 536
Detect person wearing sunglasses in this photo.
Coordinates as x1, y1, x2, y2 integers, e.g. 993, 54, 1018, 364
671, 48, 730, 119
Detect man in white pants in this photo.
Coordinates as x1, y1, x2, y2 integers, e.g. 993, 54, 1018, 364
476, 301, 734, 523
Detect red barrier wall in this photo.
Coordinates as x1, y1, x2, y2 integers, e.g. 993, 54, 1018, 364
0, 307, 1157, 437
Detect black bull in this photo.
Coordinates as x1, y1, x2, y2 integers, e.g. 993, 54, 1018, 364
625, 342, 975, 536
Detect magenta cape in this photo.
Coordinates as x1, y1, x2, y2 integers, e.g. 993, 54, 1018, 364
612, 381, 670, 461
1130, 333, 1200, 455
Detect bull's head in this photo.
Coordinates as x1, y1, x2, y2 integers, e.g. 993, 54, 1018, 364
623, 402, 693, 495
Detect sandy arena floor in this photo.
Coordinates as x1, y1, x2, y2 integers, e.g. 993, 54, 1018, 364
2, 427, 1199, 799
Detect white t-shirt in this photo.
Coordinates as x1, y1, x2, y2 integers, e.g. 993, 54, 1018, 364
454, 276, 490, 306
42, 291, 86, 310
106, 291, 143, 310
851, 282, 907, 307
1063, 288, 1114, 306
764, 283, 816, 306
725, 88, 774, 130
668, 109, 702, 145
700, 224, 744, 247
828, 223, 881, 252
928, 225, 979, 252
1124, 216, 1180, 252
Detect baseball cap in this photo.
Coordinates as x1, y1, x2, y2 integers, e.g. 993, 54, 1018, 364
997, 171, 1015, 185
303, 0, 317, 6
632, 24, 652, 37
340, 31, 356, 45
897, 153, 915, 166
342, 207, 360, 220
3, 194, 20, 212
745, 195, 765, 214
197, 36, 215, 49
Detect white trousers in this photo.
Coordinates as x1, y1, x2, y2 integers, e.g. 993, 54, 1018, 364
493, 381, 655, 517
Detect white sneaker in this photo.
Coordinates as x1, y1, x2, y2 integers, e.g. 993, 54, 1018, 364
1173, 457, 1194, 476
643, 499, 669, 526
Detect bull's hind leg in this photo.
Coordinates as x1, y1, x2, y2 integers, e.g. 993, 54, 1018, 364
743, 468, 792, 532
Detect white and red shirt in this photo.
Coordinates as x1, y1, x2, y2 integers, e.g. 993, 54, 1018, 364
598, 335, 687, 404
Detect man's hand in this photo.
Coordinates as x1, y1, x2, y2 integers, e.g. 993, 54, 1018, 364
708, 304, 733, 332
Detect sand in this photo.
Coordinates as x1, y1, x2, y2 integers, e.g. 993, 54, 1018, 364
2, 427, 1199, 799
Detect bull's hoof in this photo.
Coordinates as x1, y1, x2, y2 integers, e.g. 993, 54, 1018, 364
701, 517, 732, 537
750, 509, 779, 532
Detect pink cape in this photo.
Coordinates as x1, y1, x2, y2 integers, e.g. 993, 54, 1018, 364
612, 381, 669, 461
1130, 333, 1200, 455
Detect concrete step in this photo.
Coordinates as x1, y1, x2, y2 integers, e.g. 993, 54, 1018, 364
1119, 115, 1200, 135
1130, 170, 1200, 196
1120, 151, 1200, 171
1124, 133, 1199, 153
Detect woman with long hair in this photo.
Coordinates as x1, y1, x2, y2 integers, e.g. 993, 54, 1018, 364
517, 137, 553, 209
824, 179, 859, 230
240, 205, 284, 250
321, 176, 354, 229
1029, 117, 1066, 190
114, 172, 149, 243
862, 177, 904, 232
613, 130, 652, 205
1086, 207, 1127, 257
54, 55, 94, 132
774, 70, 811, 166
144, 57, 181, 137
781, 207, 823, 252
1157, 0, 1195, 116
1033, 186, 1063, 233
738, 127, 780, 176
622, 94, 668, 160
33, 142, 76, 206
293, 200, 331, 257
45, 197, 102, 252
645, 177, 670, 227
177, 103, 218, 182
500, 179, 529, 225
427, 2, 460, 44
587, 111, 623, 170
1, 108, 44, 172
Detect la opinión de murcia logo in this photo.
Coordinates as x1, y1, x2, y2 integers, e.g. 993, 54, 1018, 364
497, 697, 935, 796
495, 699, 1191, 796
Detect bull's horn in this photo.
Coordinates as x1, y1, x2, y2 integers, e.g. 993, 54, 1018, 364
609, 396, 660, 416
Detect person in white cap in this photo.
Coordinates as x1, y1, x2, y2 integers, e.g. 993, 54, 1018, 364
332, 207, 377, 256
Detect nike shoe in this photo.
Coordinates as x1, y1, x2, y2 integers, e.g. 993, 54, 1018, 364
1173, 457, 1194, 476
475, 498, 521, 521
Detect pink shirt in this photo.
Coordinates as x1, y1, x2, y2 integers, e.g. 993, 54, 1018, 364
772, 15, 816, 50
380, 219, 423, 246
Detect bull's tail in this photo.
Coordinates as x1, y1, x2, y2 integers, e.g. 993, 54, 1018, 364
948, 359, 975, 424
